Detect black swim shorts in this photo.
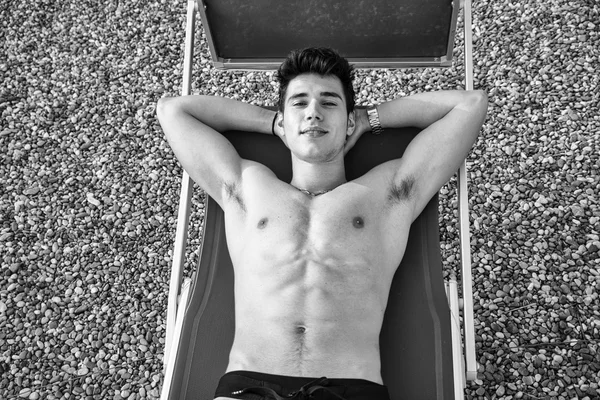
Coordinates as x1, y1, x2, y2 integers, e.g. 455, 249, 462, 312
214, 370, 391, 400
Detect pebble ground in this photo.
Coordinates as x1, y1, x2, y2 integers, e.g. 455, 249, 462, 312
1, 0, 598, 399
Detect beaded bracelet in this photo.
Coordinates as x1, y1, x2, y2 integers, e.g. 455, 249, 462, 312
271, 113, 278, 135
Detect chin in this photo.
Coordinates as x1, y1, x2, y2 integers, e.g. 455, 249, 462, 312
296, 148, 344, 164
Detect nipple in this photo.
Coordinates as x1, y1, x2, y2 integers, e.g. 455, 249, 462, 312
352, 216, 364, 229
257, 217, 268, 229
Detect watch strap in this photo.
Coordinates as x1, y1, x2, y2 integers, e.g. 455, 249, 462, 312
366, 105, 384, 135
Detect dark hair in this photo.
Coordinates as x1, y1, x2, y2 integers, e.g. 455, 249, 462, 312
276, 47, 355, 114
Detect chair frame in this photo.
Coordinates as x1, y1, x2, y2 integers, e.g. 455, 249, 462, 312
197, 0, 459, 70
161, 1, 478, 398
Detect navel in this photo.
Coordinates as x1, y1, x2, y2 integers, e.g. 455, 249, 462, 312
352, 216, 365, 229
295, 325, 307, 334
257, 217, 268, 229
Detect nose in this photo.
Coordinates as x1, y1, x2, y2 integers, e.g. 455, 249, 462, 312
305, 101, 323, 121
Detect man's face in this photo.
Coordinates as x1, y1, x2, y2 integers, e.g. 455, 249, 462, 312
277, 73, 355, 163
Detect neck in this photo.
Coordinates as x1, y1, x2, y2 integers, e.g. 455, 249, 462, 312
290, 157, 347, 193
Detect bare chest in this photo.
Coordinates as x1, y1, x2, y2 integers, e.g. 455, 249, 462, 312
224, 187, 411, 271
253, 199, 372, 253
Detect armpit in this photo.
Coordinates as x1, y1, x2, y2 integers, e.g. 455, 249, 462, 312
224, 181, 246, 212
387, 175, 415, 205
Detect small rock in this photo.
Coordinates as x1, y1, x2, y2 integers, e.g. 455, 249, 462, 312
86, 193, 101, 207
570, 205, 585, 217
496, 385, 506, 396
73, 304, 90, 315
23, 186, 40, 195
553, 355, 564, 365
9, 262, 22, 273
507, 322, 518, 334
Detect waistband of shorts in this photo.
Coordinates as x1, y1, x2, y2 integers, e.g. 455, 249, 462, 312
225, 370, 384, 388
215, 369, 389, 399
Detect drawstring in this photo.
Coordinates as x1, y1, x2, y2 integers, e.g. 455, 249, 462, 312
231, 376, 347, 400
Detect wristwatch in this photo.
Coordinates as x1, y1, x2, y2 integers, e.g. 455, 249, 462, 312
366, 105, 384, 135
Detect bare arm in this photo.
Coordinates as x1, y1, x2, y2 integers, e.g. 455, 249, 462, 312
353, 90, 488, 219
378, 90, 486, 130
156, 95, 276, 206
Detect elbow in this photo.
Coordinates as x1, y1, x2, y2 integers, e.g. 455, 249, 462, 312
464, 90, 488, 120
476, 90, 488, 117
467, 89, 488, 106
470, 89, 488, 111
156, 95, 210, 118
156, 96, 176, 119
156, 96, 184, 139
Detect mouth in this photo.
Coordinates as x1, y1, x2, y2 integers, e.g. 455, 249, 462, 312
300, 127, 328, 137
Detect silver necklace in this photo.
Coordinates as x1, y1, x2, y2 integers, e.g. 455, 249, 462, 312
293, 186, 332, 197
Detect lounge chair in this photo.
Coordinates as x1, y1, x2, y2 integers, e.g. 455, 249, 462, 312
160, 0, 479, 398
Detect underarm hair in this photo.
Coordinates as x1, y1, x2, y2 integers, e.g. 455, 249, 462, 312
224, 181, 246, 212
388, 176, 415, 204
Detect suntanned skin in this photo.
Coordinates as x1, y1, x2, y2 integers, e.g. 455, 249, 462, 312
157, 73, 487, 398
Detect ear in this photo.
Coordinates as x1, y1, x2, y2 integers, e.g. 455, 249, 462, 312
346, 110, 356, 137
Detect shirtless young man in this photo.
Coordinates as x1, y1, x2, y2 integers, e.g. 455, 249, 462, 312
157, 48, 487, 400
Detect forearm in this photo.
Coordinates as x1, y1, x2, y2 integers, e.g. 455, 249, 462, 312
158, 95, 276, 134
377, 90, 486, 130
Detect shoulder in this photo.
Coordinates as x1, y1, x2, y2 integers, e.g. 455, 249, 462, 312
222, 159, 282, 212
238, 159, 280, 185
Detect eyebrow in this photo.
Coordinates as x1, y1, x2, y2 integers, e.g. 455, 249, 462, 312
287, 91, 343, 102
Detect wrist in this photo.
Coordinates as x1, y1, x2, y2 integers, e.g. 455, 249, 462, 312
357, 108, 370, 135
366, 105, 384, 135
271, 112, 277, 135
259, 108, 277, 135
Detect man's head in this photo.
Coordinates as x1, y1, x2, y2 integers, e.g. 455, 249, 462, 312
276, 47, 355, 115
274, 48, 356, 164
